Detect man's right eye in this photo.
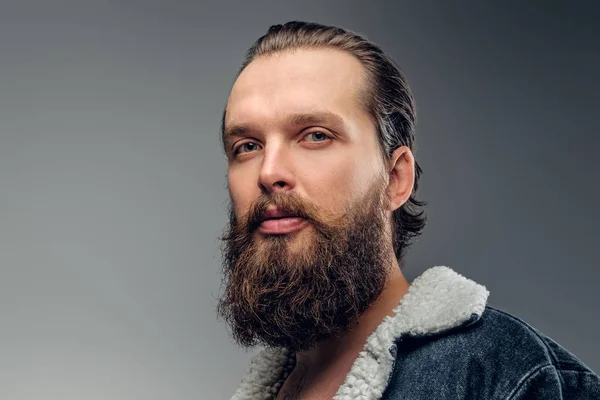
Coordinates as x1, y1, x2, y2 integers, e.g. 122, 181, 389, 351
233, 142, 260, 155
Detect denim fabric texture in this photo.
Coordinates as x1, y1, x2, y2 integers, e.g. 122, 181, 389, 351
381, 306, 600, 399
230, 266, 600, 399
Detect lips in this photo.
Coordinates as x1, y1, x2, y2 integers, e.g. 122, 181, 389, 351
258, 207, 301, 223
257, 207, 308, 234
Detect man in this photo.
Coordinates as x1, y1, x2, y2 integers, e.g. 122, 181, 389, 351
216, 21, 600, 399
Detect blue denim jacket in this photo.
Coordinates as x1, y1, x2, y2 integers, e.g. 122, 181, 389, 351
230, 266, 600, 399
382, 306, 600, 399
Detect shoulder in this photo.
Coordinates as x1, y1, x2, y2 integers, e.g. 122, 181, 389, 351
383, 306, 600, 399
481, 306, 600, 399
480, 306, 597, 376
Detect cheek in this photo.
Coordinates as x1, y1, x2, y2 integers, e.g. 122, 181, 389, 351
303, 159, 366, 211
227, 169, 253, 217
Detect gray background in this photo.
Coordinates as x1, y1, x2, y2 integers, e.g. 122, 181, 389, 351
0, 1, 598, 398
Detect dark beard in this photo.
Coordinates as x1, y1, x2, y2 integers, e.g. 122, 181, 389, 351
217, 176, 392, 352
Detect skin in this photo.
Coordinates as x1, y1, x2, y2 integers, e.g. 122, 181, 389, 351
224, 48, 416, 399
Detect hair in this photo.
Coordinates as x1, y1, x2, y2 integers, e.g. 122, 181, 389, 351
221, 21, 427, 268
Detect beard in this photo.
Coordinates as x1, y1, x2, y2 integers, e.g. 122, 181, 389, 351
217, 175, 393, 352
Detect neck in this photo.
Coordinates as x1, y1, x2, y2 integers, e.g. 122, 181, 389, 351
283, 261, 411, 397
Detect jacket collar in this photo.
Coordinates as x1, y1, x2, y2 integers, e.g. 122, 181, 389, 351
230, 265, 490, 400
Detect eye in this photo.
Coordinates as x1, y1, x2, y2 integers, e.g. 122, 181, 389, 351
233, 141, 261, 155
303, 131, 331, 142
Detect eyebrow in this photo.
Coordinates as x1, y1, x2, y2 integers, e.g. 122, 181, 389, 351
222, 111, 346, 150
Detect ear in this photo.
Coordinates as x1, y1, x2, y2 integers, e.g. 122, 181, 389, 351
386, 146, 415, 212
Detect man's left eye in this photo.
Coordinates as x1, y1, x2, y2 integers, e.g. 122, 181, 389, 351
304, 131, 330, 142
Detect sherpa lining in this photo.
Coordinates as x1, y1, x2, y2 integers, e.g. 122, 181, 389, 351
230, 265, 490, 400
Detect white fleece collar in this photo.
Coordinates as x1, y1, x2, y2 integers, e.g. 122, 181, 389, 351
230, 265, 490, 400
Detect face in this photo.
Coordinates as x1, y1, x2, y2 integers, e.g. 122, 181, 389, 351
217, 48, 395, 351
224, 48, 388, 235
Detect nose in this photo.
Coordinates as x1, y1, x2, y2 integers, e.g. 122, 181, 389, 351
258, 142, 296, 194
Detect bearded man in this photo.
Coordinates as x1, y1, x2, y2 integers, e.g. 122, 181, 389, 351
216, 21, 600, 400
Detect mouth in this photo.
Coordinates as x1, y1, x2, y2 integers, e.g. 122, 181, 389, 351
258, 216, 308, 235
258, 214, 299, 223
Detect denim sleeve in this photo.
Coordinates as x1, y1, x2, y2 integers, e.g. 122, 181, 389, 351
508, 364, 600, 399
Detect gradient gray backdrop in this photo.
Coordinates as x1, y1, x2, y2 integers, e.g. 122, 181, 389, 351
1, 1, 598, 398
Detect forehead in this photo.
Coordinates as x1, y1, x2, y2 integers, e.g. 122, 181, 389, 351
225, 48, 368, 128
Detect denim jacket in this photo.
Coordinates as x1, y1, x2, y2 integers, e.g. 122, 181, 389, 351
230, 266, 600, 399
